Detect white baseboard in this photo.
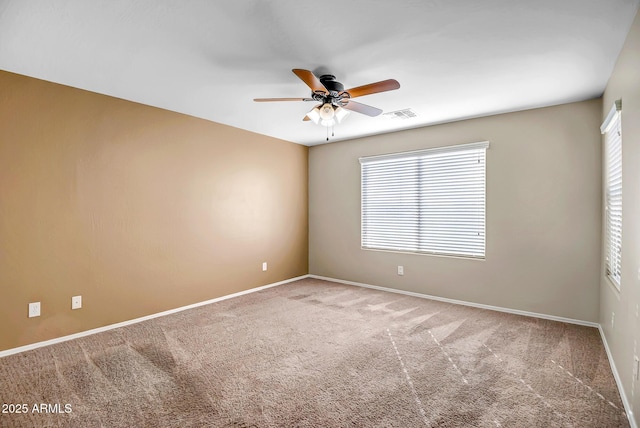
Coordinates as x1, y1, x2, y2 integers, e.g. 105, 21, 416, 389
0, 275, 310, 359
598, 325, 637, 428
309, 274, 599, 327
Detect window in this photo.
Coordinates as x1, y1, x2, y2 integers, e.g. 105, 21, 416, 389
601, 100, 622, 289
360, 141, 488, 259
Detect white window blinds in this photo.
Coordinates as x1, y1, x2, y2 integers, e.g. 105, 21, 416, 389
601, 100, 622, 289
360, 141, 488, 258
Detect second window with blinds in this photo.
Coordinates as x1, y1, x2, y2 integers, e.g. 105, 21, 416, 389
360, 141, 488, 259
601, 100, 622, 290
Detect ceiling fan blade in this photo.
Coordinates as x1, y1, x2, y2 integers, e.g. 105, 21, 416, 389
292, 69, 328, 94
343, 79, 400, 98
342, 100, 383, 117
303, 115, 311, 121
254, 97, 314, 102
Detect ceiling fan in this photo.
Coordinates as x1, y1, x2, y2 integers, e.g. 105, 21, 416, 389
254, 69, 400, 130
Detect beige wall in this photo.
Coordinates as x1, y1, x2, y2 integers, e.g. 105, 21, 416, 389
599, 10, 640, 424
310, 99, 602, 322
0, 71, 308, 352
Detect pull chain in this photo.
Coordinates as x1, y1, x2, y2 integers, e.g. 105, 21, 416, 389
324, 125, 336, 142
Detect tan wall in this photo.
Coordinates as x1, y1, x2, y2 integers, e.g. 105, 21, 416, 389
599, 10, 640, 423
0, 71, 308, 352
310, 99, 602, 322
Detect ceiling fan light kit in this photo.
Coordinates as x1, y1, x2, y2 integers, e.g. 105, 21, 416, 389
306, 103, 350, 127
254, 69, 400, 139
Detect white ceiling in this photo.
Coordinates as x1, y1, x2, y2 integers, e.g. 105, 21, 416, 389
0, 0, 638, 146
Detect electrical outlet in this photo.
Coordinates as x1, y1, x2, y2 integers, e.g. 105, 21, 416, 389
397, 266, 404, 276
262, 262, 267, 272
28, 302, 41, 318
611, 312, 615, 328
71, 295, 82, 310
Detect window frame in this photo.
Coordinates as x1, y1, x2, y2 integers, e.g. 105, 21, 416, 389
359, 141, 489, 260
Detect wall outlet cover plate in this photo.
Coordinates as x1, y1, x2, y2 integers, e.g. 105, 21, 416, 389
28, 302, 41, 318
71, 295, 82, 310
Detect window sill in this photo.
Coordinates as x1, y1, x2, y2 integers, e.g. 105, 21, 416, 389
361, 246, 485, 261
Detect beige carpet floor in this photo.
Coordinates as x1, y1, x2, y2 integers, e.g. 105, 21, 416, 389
0, 278, 630, 427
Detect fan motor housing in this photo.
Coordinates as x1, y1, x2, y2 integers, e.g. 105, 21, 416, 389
318, 75, 344, 95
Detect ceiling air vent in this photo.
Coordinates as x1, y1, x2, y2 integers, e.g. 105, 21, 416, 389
384, 108, 417, 119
